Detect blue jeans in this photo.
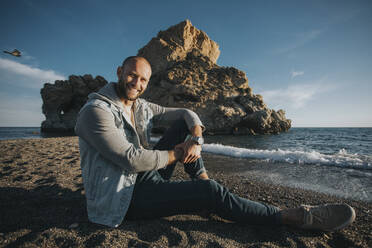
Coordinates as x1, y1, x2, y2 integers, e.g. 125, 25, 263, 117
125, 120, 281, 225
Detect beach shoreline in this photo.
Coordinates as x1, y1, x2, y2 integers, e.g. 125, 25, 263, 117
0, 137, 371, 247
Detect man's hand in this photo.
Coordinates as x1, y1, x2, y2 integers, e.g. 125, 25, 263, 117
167, 147, 183, 165
175, 139, 201, 164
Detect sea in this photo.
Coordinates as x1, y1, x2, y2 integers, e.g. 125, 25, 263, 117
1, 127, 371, 202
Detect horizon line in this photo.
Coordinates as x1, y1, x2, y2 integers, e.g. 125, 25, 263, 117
0, 126, 371, 129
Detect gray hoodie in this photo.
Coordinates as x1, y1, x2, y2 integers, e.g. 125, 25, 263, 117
75, 82, 204, 227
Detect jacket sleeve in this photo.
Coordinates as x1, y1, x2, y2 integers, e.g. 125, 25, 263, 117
147, 101, 205, 131
75, 104, 169, 173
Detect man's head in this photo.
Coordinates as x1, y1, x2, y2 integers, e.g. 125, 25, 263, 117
116, 56, 152, 101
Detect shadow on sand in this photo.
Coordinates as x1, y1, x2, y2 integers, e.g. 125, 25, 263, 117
1, 176, 357, 248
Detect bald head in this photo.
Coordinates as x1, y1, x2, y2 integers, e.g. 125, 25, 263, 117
121, 56, 151, 73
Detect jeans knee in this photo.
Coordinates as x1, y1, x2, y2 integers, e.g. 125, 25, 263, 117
201, 179, 221, 195
153, 119, 189, 150
171, 119, 189, 134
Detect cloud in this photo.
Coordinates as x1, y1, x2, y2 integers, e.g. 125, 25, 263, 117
275, 7, 362, 56
259, 80, 333, 110
0, 58, 65, 88
291, 70, 304, 79
0, 58, 65, 126
0, 93, 44, 126
275, 29, 323, 54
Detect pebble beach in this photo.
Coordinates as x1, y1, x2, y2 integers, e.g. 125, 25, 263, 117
0, 137, 371, 248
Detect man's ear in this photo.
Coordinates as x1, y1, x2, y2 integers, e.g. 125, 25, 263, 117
117, 66, 122, 80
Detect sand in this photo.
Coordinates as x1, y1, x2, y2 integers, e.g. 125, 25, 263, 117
0, 137, 371, 248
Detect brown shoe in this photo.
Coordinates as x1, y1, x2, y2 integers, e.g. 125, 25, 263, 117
300, 203, 356, 231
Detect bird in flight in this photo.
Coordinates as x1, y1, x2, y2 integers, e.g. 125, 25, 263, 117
3, 49, 21, 57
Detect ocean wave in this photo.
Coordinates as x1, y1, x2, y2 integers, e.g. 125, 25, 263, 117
149, 137, 371, 169
202, 143, 372, 169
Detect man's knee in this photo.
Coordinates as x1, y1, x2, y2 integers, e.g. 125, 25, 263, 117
170, 119, 188, 133
154, 119, 189, 151
199, 179, 221, 195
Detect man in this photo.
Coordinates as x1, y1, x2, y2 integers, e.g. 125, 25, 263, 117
75, 56, 355, 231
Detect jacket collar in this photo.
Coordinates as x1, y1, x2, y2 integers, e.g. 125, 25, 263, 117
88, 82, 141, 112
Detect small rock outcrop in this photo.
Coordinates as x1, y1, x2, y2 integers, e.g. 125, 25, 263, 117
40, 75, 107, 132
139, 20, 291, 134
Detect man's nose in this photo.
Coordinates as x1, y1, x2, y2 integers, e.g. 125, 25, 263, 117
130, 76, 141, 88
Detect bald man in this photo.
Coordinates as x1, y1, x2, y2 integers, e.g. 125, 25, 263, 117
75, 56, 355, 231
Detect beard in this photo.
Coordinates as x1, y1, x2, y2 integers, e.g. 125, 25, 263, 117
117, 79, 143, 101
125, 88, 141, 101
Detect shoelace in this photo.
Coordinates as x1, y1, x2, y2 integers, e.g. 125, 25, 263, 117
302, 205, 330, 225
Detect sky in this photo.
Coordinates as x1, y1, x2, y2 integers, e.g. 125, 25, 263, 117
1, 0, 371, 127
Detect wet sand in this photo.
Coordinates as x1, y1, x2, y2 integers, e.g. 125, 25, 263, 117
0, 137, 371, 247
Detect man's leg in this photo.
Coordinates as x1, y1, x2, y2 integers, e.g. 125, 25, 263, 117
127, 175, 355, 231
153, 119, 206, 180
125, 178, 280, 225
129, 120, 277, 225
128, 122, 355, 230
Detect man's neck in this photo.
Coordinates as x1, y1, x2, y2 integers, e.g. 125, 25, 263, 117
121, 99, 134, 108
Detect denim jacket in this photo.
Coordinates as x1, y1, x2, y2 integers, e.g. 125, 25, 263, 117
75, 83, 204, 227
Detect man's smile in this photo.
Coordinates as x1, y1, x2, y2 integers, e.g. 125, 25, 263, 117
126, 85, 140, 94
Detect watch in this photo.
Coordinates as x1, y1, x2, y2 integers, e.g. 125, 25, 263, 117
189, 136, 204, 145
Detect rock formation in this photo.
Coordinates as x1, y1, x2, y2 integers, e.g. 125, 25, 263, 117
138, 20, 220, 76
138, 20, 291, 134
40, 75, 107, 132
40, 20, 291, 135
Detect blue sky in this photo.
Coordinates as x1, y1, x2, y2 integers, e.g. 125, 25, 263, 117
1, 0, 371, 127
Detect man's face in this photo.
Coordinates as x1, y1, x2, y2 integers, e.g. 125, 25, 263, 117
117, 59, 151, 101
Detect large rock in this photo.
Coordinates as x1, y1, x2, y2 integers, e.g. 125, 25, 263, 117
40, 75, 107, 132
139, 20, 291, 134
40, 20, 291, 135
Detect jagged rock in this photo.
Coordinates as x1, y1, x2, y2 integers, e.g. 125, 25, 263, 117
40, 75, 107, 132
138, 20, 220, 75
139, 20, 291, 135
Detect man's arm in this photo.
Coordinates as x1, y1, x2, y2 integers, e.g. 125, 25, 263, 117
167, 148, 183, 165
148, 102, 209, 179
147, 101, 205, 132
178, 125, 203, 163
76, 104, 172, 173
175, 125, 209, 180
190, 124, 203, 137
190, 126, 209, 179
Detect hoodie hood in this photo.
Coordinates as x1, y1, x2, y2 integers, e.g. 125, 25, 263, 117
88, 82, 125, 111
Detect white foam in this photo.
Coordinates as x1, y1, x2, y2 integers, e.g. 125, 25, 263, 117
149, 137, 371, 169
202, 143, 372, 169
